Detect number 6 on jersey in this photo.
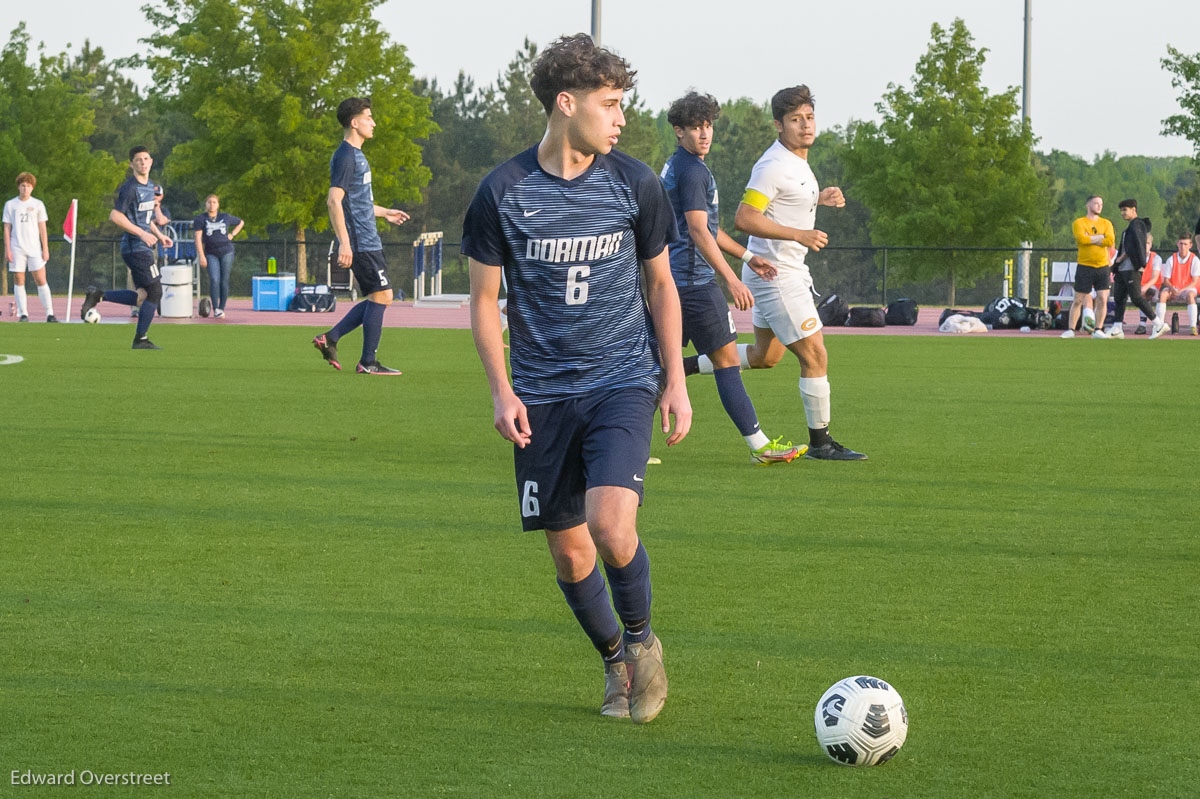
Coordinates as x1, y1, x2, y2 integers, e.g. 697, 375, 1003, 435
565, 265, 590, 305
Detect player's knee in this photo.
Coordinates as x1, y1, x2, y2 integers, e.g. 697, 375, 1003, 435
371, 289, 393, 304
550, 547, 595, 582
748, 347, 781, 369
144, 283, 163, 304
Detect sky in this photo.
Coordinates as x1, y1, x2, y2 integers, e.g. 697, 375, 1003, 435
11, 0, 1199, 160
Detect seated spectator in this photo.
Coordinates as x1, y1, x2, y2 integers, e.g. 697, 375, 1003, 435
1156, 233, 1199, 335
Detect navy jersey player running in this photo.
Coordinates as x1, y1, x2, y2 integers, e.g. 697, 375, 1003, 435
464, 34, 691, 724
661, 92, 800, 465
312, 97, 410, 374
81, 146, 173, 349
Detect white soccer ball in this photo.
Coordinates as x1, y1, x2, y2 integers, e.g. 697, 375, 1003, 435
814, 675, 908, 766
83, 308, 101, 324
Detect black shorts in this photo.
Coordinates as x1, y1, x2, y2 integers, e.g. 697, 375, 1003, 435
121, 247, 161, 289
514, 386, 657, 532
1074, 264, 1112, 293
349, 249, 391, 295
679, 282, 737, 355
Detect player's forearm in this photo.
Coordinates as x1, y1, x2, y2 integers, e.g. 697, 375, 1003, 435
643, 262, 685, 382
734, 204, 799, 243
327, 197, 350, 245
715, 228, 747, 259
469, 261, 513, 398
39, 222, 48, 253
108, 209, 143, 237
689, 228, 733, 282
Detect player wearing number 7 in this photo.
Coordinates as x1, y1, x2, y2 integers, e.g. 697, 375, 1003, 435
311, 97, 410, 374
463, 34, 690, 725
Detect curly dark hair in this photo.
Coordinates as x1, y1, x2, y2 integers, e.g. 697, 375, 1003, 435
529, 34, 637, 115
770, 85, 815, 121
667, 91, 720, 129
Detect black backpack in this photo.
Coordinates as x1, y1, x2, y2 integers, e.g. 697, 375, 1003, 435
884, 298, 918, 325
290, 284, 337, 312
846, 306, 886, 327
816, 293, 849, 327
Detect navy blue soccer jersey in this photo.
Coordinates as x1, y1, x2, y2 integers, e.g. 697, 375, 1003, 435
330, 140, 381, 252
660, 145, 719, 286
462, 146, 677, 404
114, 177, 159, 253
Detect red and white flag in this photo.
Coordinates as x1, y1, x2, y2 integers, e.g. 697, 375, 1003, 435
63, 199, 77, 243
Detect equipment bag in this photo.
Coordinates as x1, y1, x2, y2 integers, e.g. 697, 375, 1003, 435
290, 284, 336, 312
817, 293, 849, 327
980, 296, 1031, 329
939, 308, 978, 325
846, 306, 886, 327
884, 298, 919, 325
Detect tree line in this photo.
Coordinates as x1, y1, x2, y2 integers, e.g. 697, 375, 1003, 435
2, 6, 1198, 297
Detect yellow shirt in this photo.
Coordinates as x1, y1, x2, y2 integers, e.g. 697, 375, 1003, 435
1073, 216, 1115, 267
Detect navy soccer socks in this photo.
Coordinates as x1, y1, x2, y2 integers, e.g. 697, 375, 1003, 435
103, 289, 139, 306
558, 566, 623, 664
327, 299, 369, 343
603, 541, 652, 646
360, 301, 386, 364
713, 366, 761, 437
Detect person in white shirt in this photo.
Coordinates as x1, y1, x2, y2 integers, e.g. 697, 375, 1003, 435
1157, 232, 1200, 335
2, 172, 55, 322
730, 86, 864, 460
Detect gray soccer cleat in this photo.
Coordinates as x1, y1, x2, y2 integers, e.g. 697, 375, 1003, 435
601, 661, 631, 719
625, 634, 668, 724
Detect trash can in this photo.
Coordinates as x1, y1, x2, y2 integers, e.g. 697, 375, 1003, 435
160, 263, 193, 317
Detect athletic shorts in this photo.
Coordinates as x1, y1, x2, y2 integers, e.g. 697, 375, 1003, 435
514, 386, 657, 532
1073, 265, 1111, 293
743, 264, 823, 344
1161, 285, 1197, 300
679, 282, 737, 355
349, 249, 391, 295
121, 247, 161, 289
7, 250, 46, 272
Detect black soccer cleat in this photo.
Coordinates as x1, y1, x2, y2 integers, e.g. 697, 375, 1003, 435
312, 334, 341, 370
46, 315, 58, 323
18, 315, 29, 322
356, 361, 402, 375
1134, 323, 1147, 335
805, 440, 868, 461
131, 337, 162, 350
80, 285, 104, 320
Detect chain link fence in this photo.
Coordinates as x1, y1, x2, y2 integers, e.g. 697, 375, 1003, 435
8, 238, 1083, 310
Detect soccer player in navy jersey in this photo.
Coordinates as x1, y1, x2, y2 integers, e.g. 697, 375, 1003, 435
81, 146, 173, 349
662, 92, 801, 465
312, 97, 410, 374
463, 34, 691, 724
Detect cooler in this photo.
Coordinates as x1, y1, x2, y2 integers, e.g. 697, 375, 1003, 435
160, 264, 193, 317
252, 272, 296, 311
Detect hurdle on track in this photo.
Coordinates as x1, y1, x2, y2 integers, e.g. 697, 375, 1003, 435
412, 232, 444, 301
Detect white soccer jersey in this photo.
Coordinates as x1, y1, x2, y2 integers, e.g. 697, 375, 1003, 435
3, 196, 48, 254
743, 139, 819, 271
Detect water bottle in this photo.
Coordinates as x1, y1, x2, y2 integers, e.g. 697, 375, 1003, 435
267, 256, 277, 275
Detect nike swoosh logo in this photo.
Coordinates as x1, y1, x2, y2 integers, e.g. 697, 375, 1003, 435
633, 475, 644, 482
523, 209, 542, 217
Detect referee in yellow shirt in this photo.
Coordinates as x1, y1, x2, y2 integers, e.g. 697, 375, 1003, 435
1064, 195, 1114, 338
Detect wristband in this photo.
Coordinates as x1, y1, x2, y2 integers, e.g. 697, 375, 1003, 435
741, 250, 754, 264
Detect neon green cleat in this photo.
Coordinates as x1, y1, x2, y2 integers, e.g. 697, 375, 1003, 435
750, 437, 805, 465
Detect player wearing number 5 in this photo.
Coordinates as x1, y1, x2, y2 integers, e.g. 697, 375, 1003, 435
81, 146, 172, 349
312, 97, 410, 375
464, 35, 690, 724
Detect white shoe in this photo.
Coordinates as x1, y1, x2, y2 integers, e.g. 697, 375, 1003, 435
1107, 327, 1125, 339
1091, 330, 1110, 339
1060, 330, 1075, 339
214, 308, 225, 318
1149, 319, 1168, 340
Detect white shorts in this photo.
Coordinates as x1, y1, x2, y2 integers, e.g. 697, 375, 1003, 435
8, 250, 46, 273
1161, 286, 1197, 301
743, 263, 823, 344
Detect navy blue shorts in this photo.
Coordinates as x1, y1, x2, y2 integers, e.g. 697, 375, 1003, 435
349, 249, 391, 295
514, 386, 657, 532
679, 282, 737, 355
121, 247, 161, 289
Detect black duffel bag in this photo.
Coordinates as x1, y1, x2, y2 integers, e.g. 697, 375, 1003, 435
884, 298, 919, 325
817, 293, 849, 327
846, 306, 886, 327
290, 284, 336, 312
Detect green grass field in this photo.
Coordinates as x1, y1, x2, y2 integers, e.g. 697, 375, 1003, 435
2, 323, 1196, 797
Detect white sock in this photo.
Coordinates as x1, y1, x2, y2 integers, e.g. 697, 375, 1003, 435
1156, 301, 1166, 321
697, 354, 714, 375
1189, 304, 1197, 328
798, 375, 831, 430
1082, 307, 1095, 323
36, 284, 53, 317
14, 285, 28, 317
737, 343, 750, 370
745, 430, 770, 450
